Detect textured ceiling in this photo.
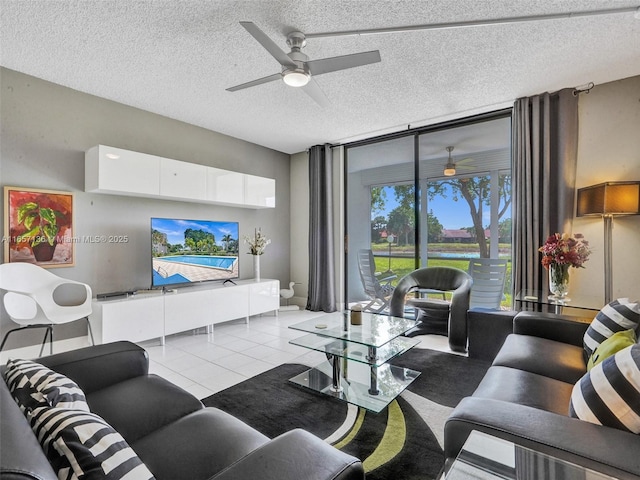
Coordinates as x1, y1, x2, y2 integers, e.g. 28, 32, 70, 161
1, 1, 639, 154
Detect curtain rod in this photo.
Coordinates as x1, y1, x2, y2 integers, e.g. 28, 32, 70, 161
305, 6, 640, 38
573, 82, 595, 96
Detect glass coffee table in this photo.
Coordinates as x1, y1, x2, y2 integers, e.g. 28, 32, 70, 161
444, 431, 617, 479
288, 311, 421, 413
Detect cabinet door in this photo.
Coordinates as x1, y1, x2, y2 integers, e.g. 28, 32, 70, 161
210, 285, 249, 323
160, 158, 207, 200
249, 280, 279, 315
86, 145, 160, 196
98, 296, 164, 343
207, 167, 245, 205
164, 289, 212, 335
244, 174, 276, 208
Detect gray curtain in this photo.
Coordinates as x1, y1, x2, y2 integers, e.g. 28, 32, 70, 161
307, 144, 336, 312
512, 89, 579, 296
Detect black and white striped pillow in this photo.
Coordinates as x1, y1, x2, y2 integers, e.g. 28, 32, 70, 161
583, 298, 640, 358
569, 343, 640, 433
28, 406, 155, 480
4, 359, 89, 412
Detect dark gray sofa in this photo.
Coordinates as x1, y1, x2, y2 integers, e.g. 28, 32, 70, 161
444, 311, 640, 479
1, 341, 364, 480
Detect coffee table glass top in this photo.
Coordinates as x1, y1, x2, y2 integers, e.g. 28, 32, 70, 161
288, 311, 418, 348
445, 431, 615, 479
289, 333, 420, 366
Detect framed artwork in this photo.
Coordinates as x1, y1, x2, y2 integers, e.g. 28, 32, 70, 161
4, 186, 74, 267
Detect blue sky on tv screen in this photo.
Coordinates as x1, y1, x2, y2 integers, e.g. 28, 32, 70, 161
151, 218, 238, 246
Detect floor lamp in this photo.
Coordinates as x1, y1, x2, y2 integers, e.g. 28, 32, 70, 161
577, 181, 640, 304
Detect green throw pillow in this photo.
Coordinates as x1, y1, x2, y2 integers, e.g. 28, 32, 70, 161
587, 329, 637, 370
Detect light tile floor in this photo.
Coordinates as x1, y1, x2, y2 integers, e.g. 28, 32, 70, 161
139, 309, 454, 400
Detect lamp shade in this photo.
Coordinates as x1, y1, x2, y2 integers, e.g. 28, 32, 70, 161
576, 181, 640, 216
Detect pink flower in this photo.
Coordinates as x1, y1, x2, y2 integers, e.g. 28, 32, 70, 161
539, 233, 591, 269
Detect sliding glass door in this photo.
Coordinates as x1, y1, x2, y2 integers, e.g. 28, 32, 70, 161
345, 136, 415, 304
344, 111, 512, 311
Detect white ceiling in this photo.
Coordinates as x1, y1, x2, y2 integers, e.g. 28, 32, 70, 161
1, 1, 639, 155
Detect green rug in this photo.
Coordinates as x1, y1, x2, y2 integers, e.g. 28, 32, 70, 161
202, 348, 490, 480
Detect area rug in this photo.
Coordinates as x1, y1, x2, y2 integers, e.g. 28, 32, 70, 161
202, 348, 490, 480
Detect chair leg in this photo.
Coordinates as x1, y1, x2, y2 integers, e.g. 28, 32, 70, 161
39, 326, 53, 357
0, 325, 54, 357
0, 328, 20, 352
86, 317, 95, 346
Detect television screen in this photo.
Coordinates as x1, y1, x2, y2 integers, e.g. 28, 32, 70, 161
151, 217, 239, 288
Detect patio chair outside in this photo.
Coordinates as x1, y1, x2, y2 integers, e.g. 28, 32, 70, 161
357, 249, 396, 313
468, 258, 508, 310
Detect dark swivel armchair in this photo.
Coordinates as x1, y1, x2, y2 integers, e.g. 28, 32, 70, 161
390, 267, 473, 353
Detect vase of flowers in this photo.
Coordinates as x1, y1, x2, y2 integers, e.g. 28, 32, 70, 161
244, 228, 271, 280
548, 263, 571, 299
539, 233, 591, 301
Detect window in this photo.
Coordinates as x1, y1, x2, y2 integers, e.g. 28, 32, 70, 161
345, 112, 512, 310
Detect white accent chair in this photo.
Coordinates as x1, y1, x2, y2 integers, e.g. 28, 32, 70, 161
0, 263, 93, 356
468, 258, 508, 310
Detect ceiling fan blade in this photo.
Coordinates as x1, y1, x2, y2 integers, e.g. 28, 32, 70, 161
240, 22, 297, 68
226, 73, 282, 92
456, 164, 476, 170
302, 79, 330, 107
457, 157, 475, 165
306, 50, 381, 76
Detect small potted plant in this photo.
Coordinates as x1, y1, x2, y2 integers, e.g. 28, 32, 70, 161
17, 201, 62, 262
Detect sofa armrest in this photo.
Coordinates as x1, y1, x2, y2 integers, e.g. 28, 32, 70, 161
513, 311, 591, 347
212, 429, 364, 480
39, 341, 149, 394
445, 397, 640, 480
1, 380, 57, 480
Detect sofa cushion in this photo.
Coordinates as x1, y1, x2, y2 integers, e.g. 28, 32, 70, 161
473, 366, 574, 415
492, 334, 586, 384
570, 343, 640, 433
4, 358, 89, 413
86, 374, 203, 444
587, 328, 637, 370
583, 298, 640, 358
131, 408, 269, 480
28, 405, 155, 479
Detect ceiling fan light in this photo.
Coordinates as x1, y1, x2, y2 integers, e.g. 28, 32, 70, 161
283, 70, 310, 87
444, 166, 456, 176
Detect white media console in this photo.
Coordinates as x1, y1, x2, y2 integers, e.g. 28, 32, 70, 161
89, 279, 279, 345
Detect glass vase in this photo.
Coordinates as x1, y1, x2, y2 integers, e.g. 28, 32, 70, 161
549, 263, 570, 301
253, 255, 260, 281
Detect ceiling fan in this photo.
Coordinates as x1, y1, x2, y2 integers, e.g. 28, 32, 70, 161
443, 146, 475, 177
226, 22, 381, 106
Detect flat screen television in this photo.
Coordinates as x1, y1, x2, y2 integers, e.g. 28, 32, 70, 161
151, 217, 239, 288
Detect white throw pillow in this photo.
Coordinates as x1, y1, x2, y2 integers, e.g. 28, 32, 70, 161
583, 298, 640, 359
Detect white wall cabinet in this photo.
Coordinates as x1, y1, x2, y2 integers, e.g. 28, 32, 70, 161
207, 167, 245, 205
245, 174, 276, 208
85, 144, 275, 209
160, 158, 207, 201
85, 145, 160, 197
89, 279, 279, 344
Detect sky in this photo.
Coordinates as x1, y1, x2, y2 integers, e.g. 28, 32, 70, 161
151, 217, 238, 246
375, 184, 509, 230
